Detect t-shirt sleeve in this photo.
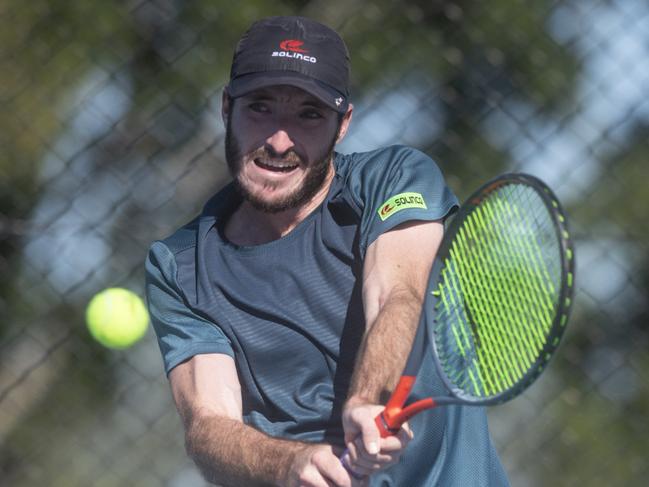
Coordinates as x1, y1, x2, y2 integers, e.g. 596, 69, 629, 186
145, 241, 233, 375
349, 145, 459, 253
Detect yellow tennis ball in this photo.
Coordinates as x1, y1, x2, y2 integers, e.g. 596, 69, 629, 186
86, 288, 149, 349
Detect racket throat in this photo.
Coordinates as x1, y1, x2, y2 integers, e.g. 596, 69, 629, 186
378, 398, 438, 435
378, 375, 438, 436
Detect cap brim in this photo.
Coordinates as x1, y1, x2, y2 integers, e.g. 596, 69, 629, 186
227, 71, 349, 113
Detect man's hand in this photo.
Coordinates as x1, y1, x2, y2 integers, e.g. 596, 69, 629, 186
341, 398, 413, 478
285, 444, 368, 487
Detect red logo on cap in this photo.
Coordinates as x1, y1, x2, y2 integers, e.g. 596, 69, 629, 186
280, 39, 308, 53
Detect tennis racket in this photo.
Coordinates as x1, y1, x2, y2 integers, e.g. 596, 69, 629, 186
342, 172, 575, 472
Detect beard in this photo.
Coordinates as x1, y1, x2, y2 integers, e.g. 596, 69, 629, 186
225, 112, 337, 214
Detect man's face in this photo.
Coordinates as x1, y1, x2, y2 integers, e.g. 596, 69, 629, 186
223, 85, 351, 213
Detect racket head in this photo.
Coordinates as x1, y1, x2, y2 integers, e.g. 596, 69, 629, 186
426, 173, 575, 405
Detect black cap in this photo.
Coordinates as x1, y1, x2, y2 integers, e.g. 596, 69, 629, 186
227, 16, 350, 113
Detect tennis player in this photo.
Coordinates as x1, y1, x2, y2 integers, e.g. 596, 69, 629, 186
146, 16, 509, 486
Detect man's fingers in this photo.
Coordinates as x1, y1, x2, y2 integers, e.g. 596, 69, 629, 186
344, 404, 381, 455
313, 447, 354, 487
294, 464, 336, 487
343, 421, 414, 476
289, 445, 358, 487
341, 402, 414, 478
346, 437, 398, 469
341, 454, 398, 477
379, 425, 413, 452
348, 437, 384, 460
359, 419, 380, 455
340, 450, 368, 480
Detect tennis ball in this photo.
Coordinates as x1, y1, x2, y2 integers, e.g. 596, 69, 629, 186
86, 288, 149, 349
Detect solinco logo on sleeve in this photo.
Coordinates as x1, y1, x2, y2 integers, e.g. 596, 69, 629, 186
378, 192, 427, 221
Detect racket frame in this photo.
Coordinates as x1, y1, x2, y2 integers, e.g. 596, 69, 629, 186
376, 173, 575, 435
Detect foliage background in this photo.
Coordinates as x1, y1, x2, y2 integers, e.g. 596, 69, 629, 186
1, 0, 648, 485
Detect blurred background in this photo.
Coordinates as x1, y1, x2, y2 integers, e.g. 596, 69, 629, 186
1, 0, 647, 485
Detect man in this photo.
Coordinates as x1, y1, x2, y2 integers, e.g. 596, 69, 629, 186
146, 16, 509, 487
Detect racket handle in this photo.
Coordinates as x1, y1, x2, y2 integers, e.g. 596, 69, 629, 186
340, 448, 365, 480
338, 376, 418, 479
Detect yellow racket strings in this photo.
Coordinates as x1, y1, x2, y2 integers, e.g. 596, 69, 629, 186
433, 185, 563, 399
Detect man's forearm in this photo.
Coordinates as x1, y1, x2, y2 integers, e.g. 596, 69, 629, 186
347, 285, 423, 404
186, 413, 307, 487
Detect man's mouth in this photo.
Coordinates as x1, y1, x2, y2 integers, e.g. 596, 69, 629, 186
254, 158, 300, 173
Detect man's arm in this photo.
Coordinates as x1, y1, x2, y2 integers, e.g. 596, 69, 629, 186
169, 353, 359, 487
342, 220, 444, 474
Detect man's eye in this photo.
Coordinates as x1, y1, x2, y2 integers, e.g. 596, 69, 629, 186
301, 109, 323, 120
249, 102, 270, 113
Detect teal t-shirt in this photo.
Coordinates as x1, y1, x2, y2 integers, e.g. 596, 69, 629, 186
146, 145, 509, 486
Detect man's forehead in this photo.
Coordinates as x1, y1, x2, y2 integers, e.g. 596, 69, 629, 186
242, 85, 328, 107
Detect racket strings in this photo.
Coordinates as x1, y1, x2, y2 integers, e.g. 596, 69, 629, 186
477, 195, 555, 384
470, 191, 557, 389
434, 184, 563, 399
445, 216, 533, 395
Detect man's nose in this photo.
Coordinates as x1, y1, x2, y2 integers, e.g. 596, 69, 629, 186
265, 129, 295, 156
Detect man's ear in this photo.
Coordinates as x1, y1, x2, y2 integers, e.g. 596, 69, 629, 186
221, 89, 231, 125
336, 104, 353, 143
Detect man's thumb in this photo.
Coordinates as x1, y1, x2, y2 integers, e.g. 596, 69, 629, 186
362, 424, 380, 455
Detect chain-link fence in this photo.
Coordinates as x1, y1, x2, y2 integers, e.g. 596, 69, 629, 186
1, 0, 648, 485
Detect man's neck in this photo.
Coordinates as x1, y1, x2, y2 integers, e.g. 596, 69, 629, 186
224, 169, 335, 246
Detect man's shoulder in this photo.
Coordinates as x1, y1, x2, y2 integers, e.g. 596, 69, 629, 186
335, 144, 434, 180
157, 217, 200, 255
337, 144, 425, 168
334, 145, 441, 194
